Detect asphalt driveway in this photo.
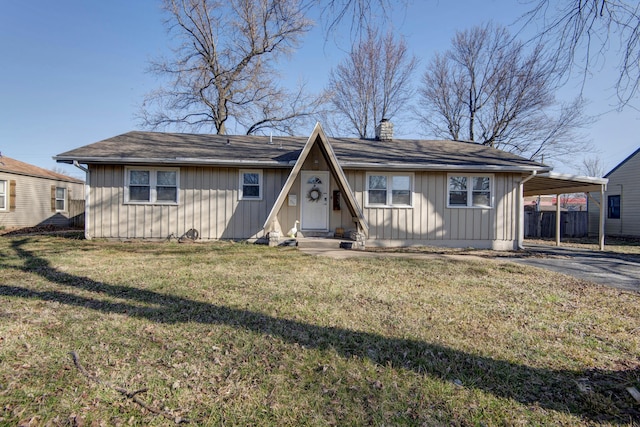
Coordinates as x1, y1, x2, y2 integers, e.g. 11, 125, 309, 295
501, 244, 640, 292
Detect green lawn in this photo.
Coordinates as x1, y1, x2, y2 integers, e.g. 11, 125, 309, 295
0, 235, 638, 425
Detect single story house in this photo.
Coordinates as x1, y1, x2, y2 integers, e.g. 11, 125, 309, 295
588, 146, 640, 237
0, 155, 85, 229
54, 122, 606, 250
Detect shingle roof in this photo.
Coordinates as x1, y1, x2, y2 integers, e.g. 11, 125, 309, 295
54, 130, 549, 172
0, 155, 84, 183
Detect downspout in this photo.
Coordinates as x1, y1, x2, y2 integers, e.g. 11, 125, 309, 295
72, 161, 90, 240
600, 185, 606, 250
518, 170, 537, 250
555, 193, 561, 246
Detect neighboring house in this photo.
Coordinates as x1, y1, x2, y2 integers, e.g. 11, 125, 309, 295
588, 147, 640, 237
56, 122, 594, 250
0, 155, 85, 229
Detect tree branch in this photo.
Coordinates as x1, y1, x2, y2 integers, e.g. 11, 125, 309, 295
70, 350, 191, 424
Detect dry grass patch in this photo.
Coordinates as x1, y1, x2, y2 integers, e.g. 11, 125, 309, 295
0, 236, 638, 426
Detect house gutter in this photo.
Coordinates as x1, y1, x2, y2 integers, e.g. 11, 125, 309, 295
55, 157, 297, 168
517, 170, 538, 250
340, 162, 549, 173
56, 156, 549, 174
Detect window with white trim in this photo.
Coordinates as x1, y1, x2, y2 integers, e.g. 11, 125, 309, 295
55, 187, 66, 211
448, 174, 493, 208
125, 167, 179, 204
366, 173, 413, 207
0, 180, 6, 210
239, 169, 263, 200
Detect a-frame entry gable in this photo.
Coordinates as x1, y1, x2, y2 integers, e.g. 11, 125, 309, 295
263, 123, 368, 235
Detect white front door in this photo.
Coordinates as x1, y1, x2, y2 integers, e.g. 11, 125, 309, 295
301, 171, 330, 231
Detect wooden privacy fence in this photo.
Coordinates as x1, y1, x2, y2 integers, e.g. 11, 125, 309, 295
524, 211, 588, 238
68, 199, 85, 227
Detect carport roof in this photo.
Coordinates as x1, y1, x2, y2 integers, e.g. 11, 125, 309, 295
523, 172, 608, 196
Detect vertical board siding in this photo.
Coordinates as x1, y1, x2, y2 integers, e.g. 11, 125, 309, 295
89, 165, 283, 240
346, 170, 517, 246
88, 165, 520, 246
427, 175, 437, 239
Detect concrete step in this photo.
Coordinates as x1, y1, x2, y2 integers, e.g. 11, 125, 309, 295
296, 237, 351, 249
298, 230, 333, 238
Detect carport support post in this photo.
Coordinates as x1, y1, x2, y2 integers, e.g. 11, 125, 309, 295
599, 185, 606, 251
555, 194, 561, 246
518, 171, 538, 250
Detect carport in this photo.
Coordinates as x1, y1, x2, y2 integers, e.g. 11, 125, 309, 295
519, 172, 609, 250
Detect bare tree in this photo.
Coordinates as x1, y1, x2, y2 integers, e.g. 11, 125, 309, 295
140, 0, 410, 136
314, 0, 404, 39
523, 0, 640, 106
417, 23, 590, 162
581, 156, 606, 177
327, 28, 418, 138
140, 0, 321, 135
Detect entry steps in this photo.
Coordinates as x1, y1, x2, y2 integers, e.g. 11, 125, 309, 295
295, 236, 351, 249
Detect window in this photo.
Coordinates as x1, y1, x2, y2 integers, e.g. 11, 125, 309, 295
608, 195, 621, 219
125, 167, 179, 204
448, 174, 493, 208
156, 170, 178, 202
366, 173, 413, 207
0, 180, 6, 210
239, 170, 263, 200
55, 187, 66, 211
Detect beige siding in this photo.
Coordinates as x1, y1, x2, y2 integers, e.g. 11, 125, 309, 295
272, 168, 519, 248
343, 170, 518, 249
88, 164, 520, 248
88, 165, 288, 240
0, 172, 84, 229
588, 150, 640, 237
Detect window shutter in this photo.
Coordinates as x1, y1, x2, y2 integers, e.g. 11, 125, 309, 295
51, 185, 56, 212
9, 180, 16, 211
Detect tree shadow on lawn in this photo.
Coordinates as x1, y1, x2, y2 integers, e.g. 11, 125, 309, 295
2, 238, 639, 423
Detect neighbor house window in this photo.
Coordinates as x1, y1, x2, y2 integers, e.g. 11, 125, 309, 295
0, 180, 6, 210
239, 169, 263, 200
55, 187, 66, 211
125, 167, 179, 204
608, 195, 621, 219
448, 174, 493, 208
366, 173, 413, 207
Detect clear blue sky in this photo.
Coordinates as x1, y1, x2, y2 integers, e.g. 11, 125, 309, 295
1, 0, 638, 178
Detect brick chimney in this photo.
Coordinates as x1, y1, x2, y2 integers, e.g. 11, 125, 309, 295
375, 118, 393, 141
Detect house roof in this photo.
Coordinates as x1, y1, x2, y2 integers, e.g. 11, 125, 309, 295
0, 155, 84, 183
54, 130, 550, 173
604, 146, 640, 178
